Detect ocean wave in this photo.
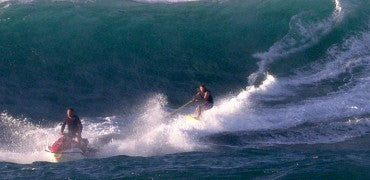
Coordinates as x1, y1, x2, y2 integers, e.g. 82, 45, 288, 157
288, 28, 370, 85
249, 0, 344, 85
0, 0, 369, 165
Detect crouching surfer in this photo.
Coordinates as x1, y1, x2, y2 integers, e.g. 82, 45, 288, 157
192, 84, 214, 118
59, 107, 88, 152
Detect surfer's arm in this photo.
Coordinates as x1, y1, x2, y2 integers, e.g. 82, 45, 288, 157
192, 92, 201, 102
203, 92, 210, 102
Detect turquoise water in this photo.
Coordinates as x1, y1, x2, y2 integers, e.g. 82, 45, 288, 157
0, 0, 370, 178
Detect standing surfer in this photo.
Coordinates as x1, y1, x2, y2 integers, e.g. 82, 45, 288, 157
192, 84, 214, 118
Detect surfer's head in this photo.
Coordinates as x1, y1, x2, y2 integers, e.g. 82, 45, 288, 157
199, 84, 207, 93
67, 107, 74, 118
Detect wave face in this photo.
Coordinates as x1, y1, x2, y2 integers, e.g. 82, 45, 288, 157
0, 0, 370, 178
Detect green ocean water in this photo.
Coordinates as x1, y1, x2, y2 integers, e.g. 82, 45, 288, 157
0, 0, 369, 178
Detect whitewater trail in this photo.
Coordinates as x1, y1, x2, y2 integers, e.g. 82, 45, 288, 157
97, 73, 277, 157
98, 18, 370, 157
0, 72, 277, 162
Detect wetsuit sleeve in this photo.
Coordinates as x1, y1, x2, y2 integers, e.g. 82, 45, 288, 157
61, 121, 66, 134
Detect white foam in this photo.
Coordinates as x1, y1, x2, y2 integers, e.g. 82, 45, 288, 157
98, 94, 203, 157
0, 112, 58, 164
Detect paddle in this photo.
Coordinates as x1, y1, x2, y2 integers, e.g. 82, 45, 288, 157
165, 100, 193, 118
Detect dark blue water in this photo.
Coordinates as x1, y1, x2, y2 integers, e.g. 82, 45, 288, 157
2, 143, 370, 179
0, 0, 370, 178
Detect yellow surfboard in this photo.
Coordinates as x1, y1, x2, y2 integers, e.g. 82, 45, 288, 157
186, 115, 199, 122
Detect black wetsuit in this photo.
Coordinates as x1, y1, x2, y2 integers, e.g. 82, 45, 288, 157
61, 115, 82, 137
200, 91, 214, 110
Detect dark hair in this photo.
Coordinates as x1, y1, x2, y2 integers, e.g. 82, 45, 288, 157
67, 107, 74, 112
199, 84, 207, 91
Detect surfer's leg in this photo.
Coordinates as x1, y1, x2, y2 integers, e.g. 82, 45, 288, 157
195, 105, 201, 118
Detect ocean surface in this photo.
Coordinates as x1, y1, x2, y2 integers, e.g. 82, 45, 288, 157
0, 0, 370, 178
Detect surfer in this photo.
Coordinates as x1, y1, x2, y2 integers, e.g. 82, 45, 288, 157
192, 84, 214, 118
61, 108, 83, 146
